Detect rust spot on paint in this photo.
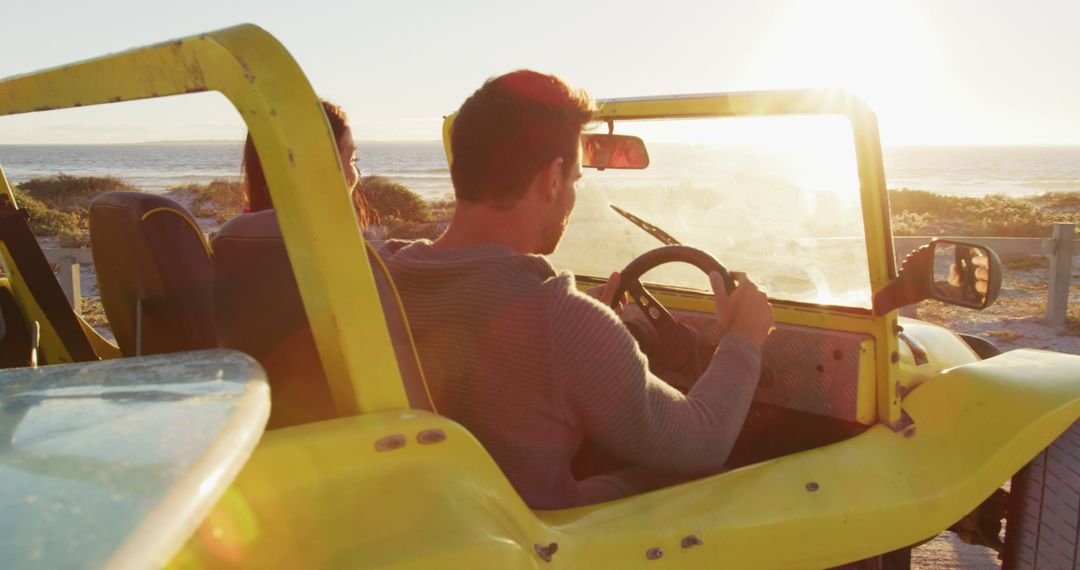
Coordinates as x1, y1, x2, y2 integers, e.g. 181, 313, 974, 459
895, 380, 911, 399
646, 547, 664, 560
374, 434, 406, 452
806, 481, 820, 492
417, 429, 446, 444
288, 149, 296, 167
235, 56, 256, 83
269, 109, 277, 117
681, 535, 703, 549
185, 87, 208, 94
534, 543, 558, 562
891, 410, 915, 432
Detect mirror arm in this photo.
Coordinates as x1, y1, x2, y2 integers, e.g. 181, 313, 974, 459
873, 244, 933, 315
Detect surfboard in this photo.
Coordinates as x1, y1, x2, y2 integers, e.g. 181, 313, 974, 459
0, 349, 269, 568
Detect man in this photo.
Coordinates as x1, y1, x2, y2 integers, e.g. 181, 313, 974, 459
379, 70, 773, 509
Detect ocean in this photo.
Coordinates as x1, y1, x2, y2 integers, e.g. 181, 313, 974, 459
0, 142, 1078, 200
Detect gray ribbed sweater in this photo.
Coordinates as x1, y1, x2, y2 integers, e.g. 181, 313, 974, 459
379, 240, 762, 509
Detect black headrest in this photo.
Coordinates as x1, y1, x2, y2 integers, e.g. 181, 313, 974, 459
89, 191, 216, 356
213, 210, 433, 428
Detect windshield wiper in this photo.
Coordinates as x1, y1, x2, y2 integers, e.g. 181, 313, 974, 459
609, 204, 682, 246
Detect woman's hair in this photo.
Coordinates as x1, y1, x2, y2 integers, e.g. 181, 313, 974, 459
242, 99, 370, 225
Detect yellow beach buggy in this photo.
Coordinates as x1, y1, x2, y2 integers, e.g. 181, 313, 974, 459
0, 25, 1077, 569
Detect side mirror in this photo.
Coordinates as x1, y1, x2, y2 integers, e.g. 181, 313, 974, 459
929, 241, 1002, 309
873, 239, 1002, 315
582, 134, 650, 170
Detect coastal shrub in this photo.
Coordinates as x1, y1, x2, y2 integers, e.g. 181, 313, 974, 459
12, 188, 86, 246
891, 211, 932, 236
167, 179, 244, 222
888, 188, 1080, 237
358, 176, 430, 223
966, 195, 1049, 237
18, 174, 137, 214
1035, 191, 1080, 210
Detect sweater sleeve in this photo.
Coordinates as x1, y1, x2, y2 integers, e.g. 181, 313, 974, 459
551, 282, 762, 476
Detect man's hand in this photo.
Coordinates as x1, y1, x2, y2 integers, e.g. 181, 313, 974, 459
947, 250, 990, 301
711, 271, 774, 348
587, 271, 628, 312
587, 271, 656, 346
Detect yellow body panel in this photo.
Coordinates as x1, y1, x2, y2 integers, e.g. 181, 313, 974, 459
175, 350, 1080, 569
896, 317, 980, 391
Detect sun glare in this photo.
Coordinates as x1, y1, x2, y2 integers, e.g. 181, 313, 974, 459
745, 0, 946, 145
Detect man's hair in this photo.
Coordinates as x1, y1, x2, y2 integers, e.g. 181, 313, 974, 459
450, 70, 593, 209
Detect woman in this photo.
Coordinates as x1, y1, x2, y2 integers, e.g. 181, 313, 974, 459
242, 99, 372, 225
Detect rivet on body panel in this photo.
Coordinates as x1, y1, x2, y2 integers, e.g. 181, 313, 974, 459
417, 429, 446, 444
681, 535, 703, 549
646, 547, 664, 560
374, 434, 406, 452
806, 482, 820, 492
534, 542, 558, 562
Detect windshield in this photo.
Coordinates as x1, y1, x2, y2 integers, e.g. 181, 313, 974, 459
551, 114, 871, 308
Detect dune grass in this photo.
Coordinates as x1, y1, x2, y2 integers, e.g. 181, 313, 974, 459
166, 179, 245, 222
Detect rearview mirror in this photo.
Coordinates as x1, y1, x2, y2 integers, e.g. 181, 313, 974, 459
582, 134, 649, 170
873, 239, 1002, 314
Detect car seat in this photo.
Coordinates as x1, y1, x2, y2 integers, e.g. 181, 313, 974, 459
212, 210, 433, 428
89, 192, 216, 356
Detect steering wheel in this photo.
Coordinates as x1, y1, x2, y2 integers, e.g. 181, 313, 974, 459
610, 245, 735, 375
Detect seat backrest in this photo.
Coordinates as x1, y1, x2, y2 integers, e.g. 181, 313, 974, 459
212, 210, 433, 428
89, 191, 216, 356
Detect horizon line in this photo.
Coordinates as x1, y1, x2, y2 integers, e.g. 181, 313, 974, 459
3, 140, 1080, 148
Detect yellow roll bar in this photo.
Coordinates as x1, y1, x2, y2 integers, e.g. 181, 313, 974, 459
0, 24, 408, 414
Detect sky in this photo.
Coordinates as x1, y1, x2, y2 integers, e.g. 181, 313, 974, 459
2, 0, 1079, 145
